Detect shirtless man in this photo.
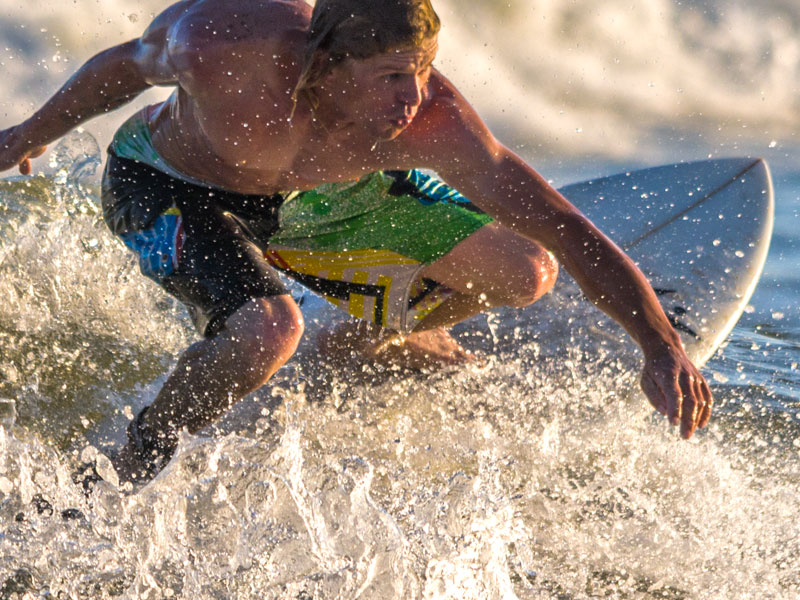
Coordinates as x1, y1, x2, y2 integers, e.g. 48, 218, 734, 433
0, 0, 712, 484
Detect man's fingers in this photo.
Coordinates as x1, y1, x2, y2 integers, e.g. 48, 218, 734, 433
680, 398, 698, 438
679, 372, 709, 439
28, 146, 46, 159
643, 351, 713, 438
698, 380, 713, 429
643, 368, 684, 427
679, 373, 693, 437
666, 375, 682, 427
687, 376, 713, 433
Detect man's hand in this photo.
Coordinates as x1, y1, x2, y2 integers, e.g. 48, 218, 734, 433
640, 344, 713, 439
0, 125, 47, 175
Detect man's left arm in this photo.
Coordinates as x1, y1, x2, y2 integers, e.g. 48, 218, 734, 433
418, 91, 712, 438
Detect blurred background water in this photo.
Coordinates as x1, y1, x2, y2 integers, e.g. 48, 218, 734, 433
0, 1, 799, 599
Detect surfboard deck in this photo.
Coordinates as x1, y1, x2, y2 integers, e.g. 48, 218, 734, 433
558, 157, 773, 365
294, 157, 774, 368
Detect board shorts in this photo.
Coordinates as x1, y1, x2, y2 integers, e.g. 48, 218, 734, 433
101, 108, 494, 337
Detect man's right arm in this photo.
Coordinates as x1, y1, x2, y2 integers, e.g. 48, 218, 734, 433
0, 4, 183, 175
409, 76, 713, 439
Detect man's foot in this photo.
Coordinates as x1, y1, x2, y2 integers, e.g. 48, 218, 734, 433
71, 408, 174, 494
115, 406, 176, 485
110, 442, 157, 486
317, 320, 474, 371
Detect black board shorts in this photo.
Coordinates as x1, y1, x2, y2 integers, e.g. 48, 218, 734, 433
101, 151, 289, 337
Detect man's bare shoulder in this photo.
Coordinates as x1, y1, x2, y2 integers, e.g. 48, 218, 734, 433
159, 0, 309, 95
395, 70, 502, 175
405, 71, 494, 149
167, 0, 310, 46
424, 71, 486, 124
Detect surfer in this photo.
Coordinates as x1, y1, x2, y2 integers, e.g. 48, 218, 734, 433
0, 0, 712, 485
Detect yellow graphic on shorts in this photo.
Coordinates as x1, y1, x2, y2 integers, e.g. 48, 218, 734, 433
265, 247, 425, 331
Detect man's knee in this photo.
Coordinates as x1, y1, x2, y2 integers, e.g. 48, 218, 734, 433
222, 295, 305, 380
421, 224, 559, 309
246, 295, 305, 356
501, 247, 559, 308
254, 295, 305, 347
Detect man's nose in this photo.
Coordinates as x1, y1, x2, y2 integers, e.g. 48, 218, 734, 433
398, 78, 423, 108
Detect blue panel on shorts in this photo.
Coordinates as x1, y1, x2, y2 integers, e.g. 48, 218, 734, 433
405, 169, 472, 206
120, 209, 184, 284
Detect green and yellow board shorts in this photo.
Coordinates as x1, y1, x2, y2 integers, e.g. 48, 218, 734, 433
267, 170, 493, 332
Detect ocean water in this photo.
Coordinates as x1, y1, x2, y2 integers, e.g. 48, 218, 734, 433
1, 1, 800, 599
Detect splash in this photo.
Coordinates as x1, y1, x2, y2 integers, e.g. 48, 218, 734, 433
0, 152, 797, 598
0, 3, 798, 594
1, 338, 798, 599
0, 131, 192, 447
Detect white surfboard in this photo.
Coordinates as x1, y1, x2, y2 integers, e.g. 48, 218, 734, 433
555, 157, 774, 365
294, 158, 773, 367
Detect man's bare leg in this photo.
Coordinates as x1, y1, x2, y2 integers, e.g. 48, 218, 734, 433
112, 295, 304, 483
318, 224, 558, 370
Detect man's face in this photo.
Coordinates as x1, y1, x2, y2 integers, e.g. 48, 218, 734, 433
319, 36, 438, 141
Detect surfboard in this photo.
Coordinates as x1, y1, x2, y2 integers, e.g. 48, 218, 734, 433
294, 157, 774, 367
557, 157, 774, 365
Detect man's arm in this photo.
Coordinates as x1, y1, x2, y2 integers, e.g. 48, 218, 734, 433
415, 81, 712, 438
0, 3, 184, 175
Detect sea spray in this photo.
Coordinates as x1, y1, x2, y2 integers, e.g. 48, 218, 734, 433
0, 131, 192, 447
0, 3, 799, 597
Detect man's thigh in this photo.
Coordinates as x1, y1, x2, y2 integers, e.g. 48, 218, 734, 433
102, 153, 289, 338
421, 223, 558, 305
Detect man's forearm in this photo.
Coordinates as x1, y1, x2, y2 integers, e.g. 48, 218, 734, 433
17, 40, 152, 149
548, 211, 682, 354
466, 155, 681, 356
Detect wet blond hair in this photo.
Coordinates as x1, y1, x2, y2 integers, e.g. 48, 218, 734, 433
292, 0, 441, 112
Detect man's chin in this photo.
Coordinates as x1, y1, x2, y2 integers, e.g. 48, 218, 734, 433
376, 124, 407, 142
